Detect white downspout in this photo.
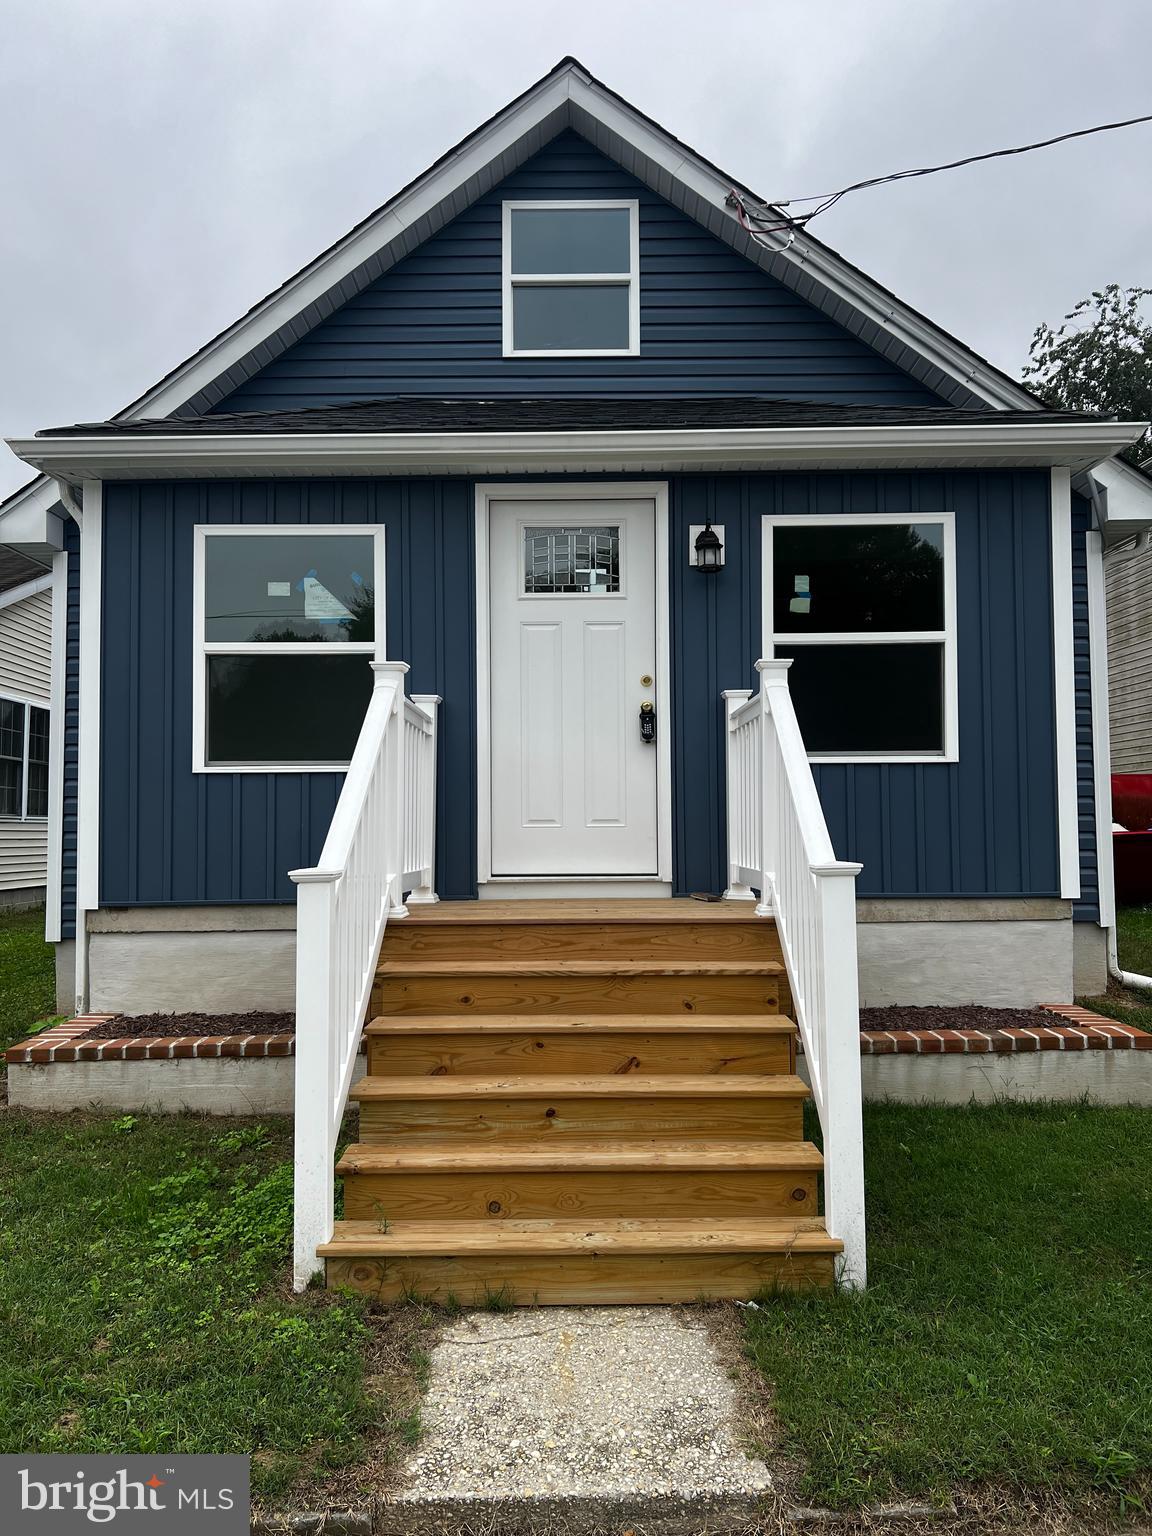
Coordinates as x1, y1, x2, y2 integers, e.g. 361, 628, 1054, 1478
1086, 520, 1152, 992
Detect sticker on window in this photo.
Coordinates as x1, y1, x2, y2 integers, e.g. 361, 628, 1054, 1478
267, 580, 292, 597
299, 570, 354, 623
789, 573, 811, 616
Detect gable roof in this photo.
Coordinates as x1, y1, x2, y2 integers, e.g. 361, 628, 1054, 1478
4, 54, 1148, 535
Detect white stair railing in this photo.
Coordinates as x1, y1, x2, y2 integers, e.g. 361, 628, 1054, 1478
723, 659, 866, 1287
289, 661, 440, 1289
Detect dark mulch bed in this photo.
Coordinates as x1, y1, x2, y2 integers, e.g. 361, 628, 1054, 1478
79, 1011, 295, 1039
860, 1004, 1061, 1032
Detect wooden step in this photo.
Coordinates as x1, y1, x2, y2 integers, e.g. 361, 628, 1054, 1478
364, 1013, 796, 1077
371, 960, 786, 1017
337, 1137, 823, 1221
350, 1073, 808, 1142
383, 919, 781, 963
320, 1217, 840, 1304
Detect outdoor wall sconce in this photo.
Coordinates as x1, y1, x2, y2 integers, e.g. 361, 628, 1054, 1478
690, 521, 725, 574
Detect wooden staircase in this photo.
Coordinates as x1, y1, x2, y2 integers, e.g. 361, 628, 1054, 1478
320, 900, 841, 1303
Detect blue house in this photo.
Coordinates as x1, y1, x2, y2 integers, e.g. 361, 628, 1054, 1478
4, 59, 1149, 1298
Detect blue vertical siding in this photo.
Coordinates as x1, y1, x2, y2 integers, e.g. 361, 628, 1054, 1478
212, 132, 944, 410
670, 470, 1059, 898
98, 480, 477, 906
96, 471, 1059, 912
1072, 493, 1100, 922
60, 518, 80, 939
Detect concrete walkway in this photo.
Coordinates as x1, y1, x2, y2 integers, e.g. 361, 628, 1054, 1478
391, 1305, 772, 1533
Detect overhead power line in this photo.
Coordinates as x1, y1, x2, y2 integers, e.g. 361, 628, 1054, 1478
728, 110, 1152, 245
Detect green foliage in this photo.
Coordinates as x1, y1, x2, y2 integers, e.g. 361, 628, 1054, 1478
1075, 906, 1152, 1029
745, 1100, 1152, 1510
1023, 284, 1152, 464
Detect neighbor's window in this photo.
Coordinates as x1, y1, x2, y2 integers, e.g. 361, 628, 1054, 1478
194, 526, 385, 771
0, 696, 50, 817
765, 514, 957, 760
502, 201, 639, 356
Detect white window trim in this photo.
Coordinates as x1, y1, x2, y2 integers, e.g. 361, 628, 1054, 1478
0, 691, 50, 821
501, 199, 640, 358
761, 510, 959, 764
192, 524, 386, 774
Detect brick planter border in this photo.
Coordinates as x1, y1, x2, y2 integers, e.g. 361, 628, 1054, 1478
5, 1004, 1150, 1069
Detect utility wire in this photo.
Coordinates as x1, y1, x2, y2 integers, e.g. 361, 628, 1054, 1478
729, 110, 1152, 242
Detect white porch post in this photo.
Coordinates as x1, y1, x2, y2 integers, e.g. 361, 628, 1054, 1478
289, 868, 337, 1290
373, 661, 410, 917
408, 692, 442, 905
755, 659, 792, 919
722, 688, 754, 901
814, 862, 867, 1288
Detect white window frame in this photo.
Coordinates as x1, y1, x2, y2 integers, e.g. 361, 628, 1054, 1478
192, 524, 386, 774
502, 199, 640, 358
0, 692, 50, 820
761, 511, 959, 764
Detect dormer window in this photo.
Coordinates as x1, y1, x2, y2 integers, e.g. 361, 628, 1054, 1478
502, 200, 639, 357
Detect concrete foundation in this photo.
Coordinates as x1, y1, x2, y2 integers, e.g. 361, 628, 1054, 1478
856, 918, 1073, 1006
1073, 920, 1109, 996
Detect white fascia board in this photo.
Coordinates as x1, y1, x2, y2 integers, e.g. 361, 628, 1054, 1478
0, 572, 53, 612
0, 475, 66, 548
9, 421, 1145, 481
1091, 457, 1152, 526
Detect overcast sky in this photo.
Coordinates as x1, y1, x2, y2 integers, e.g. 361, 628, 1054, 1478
2, 0, 1150, 498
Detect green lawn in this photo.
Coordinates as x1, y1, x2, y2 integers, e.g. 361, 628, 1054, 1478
745, 1101, 1152, 1512
1077, 905, 1152, 1029
0, 908, 417, 1499
0, 905, 58, 1060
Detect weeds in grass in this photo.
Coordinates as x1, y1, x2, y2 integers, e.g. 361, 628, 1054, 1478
480, 1284, 516, 1312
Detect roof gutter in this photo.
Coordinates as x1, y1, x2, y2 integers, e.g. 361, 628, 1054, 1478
8, 420, 1146, 480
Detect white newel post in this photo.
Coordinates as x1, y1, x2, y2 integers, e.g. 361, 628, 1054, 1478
722, 689, 754, 901
814, 862, 866, 1288
409, 693, 442, 905
374, 662, 410, 918
756, 659, 793, 918
289, 868, 337, 1290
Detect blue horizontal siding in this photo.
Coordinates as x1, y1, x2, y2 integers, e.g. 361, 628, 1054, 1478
98, 480, 477, 906
214, 131, 944, 410
96, 471, 1059, 914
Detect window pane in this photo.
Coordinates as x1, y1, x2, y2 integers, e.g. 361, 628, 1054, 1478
510, 207, 631, 274
525, 526, 620, 594
206, 654, 374, 765
773, 523, 945, 634
512, 284, 630, 351
204, 533, 375, 644
0, 699, 23, 815
25, 707, 49, 815
775, 643, 945, 754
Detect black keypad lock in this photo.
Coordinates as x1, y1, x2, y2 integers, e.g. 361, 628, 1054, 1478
639, 701, 656, 744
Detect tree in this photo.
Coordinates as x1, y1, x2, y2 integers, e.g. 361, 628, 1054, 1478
1023, 283, 1152, 465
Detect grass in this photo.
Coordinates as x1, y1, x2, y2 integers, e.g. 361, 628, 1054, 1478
0, 905, 59, 1060
1077, 905, 1152, 1029
744, 1100, 1152, 1512
0, 908, 426, 1499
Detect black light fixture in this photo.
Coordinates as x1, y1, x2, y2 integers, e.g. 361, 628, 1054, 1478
693, 521, 724, 574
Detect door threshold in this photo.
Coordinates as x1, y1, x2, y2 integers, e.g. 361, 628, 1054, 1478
479, 879, 673, 901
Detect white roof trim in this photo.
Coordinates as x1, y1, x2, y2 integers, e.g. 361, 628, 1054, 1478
0, 572, 52, 611
10, 420, 1142, 481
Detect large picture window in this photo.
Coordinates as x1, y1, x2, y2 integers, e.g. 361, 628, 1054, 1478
0, 696, 50, 818
193, 526, 386, 772
763, 513, 957, 761
502, 200, 639, 357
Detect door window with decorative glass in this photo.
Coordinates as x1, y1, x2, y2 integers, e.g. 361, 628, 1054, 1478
193, 526, 385, 770
765, 514, 957, 760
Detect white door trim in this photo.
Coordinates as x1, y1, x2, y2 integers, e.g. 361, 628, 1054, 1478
474, 481, 672, 890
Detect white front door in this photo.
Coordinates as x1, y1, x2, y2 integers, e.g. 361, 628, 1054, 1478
489, 497, 660, 876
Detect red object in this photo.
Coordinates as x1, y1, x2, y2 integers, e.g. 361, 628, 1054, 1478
1112, 773, 1152, 832
1111, 775, 1152, 904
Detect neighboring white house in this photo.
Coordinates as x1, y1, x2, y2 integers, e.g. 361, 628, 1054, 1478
0, 547, 52, 905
